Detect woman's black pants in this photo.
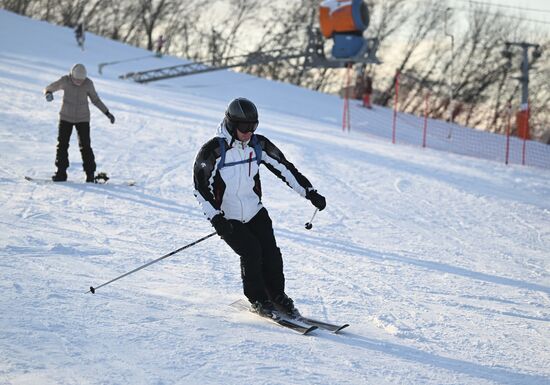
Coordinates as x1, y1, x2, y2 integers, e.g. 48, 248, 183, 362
55, 120, 96, 173
222, 208, 285, 304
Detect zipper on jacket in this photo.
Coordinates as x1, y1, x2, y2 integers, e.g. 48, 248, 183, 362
237, 143, 245, 221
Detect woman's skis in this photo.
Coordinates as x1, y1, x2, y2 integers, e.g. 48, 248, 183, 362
229, 299, 349, 335
229, 299, 317, 335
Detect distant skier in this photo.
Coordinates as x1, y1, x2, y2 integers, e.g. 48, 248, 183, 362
193, 97, 326, 318
155, 35, 165, 57
362, 75, 373, 109
75, 22, 85, 50
43, 63, 115, 182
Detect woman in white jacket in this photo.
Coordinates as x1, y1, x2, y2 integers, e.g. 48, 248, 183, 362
193, 97, 326, 317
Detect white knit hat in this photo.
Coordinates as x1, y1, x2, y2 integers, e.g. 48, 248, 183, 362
70, 63, 87, 80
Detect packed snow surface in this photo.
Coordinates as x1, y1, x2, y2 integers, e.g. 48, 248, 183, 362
0, 10, 549, 385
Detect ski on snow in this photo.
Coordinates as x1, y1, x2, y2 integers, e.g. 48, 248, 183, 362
230, 299, 349, 335
294, 316, 349, 333
24, 176, 136, 186
267, 316, 318, 335
229, 299, 317, 335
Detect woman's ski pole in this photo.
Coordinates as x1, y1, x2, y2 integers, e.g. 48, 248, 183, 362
304, 208, 318, 230
87, 232, 216, 294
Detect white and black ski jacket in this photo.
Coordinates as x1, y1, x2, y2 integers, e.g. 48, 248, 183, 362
193, 123, 314, 223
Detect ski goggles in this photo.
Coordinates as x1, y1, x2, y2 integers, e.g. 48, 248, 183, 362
228, 119, 259, 133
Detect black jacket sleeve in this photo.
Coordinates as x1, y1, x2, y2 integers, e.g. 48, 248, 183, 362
193, 138, 224, 219
256, 134, 313, 197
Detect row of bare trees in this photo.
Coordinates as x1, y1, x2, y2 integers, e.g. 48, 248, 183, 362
1, 0, 548, 141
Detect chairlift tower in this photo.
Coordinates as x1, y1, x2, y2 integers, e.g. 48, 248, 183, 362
502, 41, 542, 140
502, 41, 542, 109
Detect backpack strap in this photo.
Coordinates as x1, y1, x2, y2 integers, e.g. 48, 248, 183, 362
250, 134, 262, 165
216, 137, 227, 171
216, 135, 262, 171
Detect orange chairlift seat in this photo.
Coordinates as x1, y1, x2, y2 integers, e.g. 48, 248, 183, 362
319, 0, 370, 58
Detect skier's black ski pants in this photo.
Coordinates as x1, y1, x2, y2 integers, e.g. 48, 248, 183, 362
55, 120, 96, 173
222, 208, 285, 303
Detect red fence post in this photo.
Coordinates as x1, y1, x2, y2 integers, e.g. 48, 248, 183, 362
521, 138, 527, 166
342, 94, 349, 132
392, 70, 400, 144
347, 65, 352, 131
422, 91, 429, 148
342, 63, 352, 132
505, 103, 511, 165
521, 103, 531, 166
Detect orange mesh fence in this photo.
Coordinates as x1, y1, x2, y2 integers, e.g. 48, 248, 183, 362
349, 73, 550, 170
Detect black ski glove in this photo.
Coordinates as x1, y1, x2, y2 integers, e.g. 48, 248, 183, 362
45, 92, 53, 102
105, 110, 115, 124
306, 189, 326, 211
211, 214, 233, 237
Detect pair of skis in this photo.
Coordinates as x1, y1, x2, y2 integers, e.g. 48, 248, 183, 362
230, 299, 349, 335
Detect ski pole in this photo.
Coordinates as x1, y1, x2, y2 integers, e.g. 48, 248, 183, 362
87, 232, 217, 294
304, 208, 318, 230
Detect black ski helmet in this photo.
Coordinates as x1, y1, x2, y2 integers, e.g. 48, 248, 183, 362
224, 97, 259, 136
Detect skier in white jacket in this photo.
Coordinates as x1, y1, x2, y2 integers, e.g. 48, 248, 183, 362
193, 98, 326, 317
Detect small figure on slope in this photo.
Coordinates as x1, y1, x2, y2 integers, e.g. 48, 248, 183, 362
75, 22, 85, 50
193, 98, 326, 318
43, 64, 115, 182
362, 75, 373, 109
155, 35, 165, 57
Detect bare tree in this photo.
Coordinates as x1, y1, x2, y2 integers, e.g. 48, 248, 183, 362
134, 0, 174, 51
366, 1, 549, 141
85, 2, 140, 43
0, 0, 33, 15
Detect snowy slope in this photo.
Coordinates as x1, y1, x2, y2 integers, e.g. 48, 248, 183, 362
1, 10, 549, 385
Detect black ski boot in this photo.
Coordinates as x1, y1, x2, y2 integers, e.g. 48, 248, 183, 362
51, 170, 67, 182
94, 172, 109, 184
85, 171, 95, 183
273, 294, 300, 317
250, 300, 276, 318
